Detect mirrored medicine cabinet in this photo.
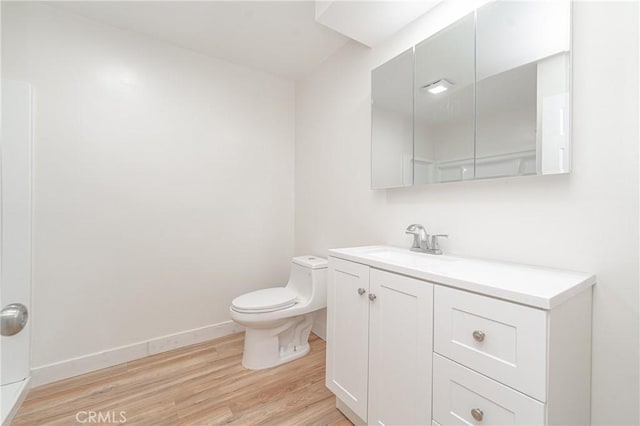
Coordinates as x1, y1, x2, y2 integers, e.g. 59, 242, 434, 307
371, 1, 571, 189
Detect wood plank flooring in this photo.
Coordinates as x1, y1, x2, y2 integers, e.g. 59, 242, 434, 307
13, 333, 350, 425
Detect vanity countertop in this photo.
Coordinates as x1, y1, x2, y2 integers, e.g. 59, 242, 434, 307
328, 245, 595, 310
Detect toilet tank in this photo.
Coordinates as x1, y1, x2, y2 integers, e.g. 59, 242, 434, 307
286, 256, 328, 309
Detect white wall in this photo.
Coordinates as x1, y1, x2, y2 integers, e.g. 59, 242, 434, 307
295, 1, 639, 424
2, 3, 295, 369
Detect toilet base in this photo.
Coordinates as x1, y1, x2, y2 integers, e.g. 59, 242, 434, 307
241, 314, 314, 370
242, 342, 310, 370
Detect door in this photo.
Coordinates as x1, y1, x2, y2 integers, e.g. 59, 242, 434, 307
326, 257, 370, 421
368, 268, 433, 426
1, 80, 32, 386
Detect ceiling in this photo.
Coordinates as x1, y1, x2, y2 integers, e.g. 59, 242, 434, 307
316, 0, 440, 47
49, 1, 352, 80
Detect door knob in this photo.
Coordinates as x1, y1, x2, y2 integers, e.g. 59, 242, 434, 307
357, 288, 366, 296
368, 293, 377, 302
1, 303, 28, 336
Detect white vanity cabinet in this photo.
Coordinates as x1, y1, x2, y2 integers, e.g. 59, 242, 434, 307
326, 257, 433, 425
326, 246, 595, 426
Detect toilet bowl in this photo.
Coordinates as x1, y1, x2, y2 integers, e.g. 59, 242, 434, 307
230, 255, 328, 370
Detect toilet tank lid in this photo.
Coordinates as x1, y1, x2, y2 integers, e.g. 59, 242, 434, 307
292, 255, 328, 269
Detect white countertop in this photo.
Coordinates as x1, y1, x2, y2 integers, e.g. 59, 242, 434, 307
328, 246, 595, 309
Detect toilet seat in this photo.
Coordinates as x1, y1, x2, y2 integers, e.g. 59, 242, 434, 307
231, 287, 298, 313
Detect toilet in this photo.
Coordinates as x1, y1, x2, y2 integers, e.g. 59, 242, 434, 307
230, 255, 328, 370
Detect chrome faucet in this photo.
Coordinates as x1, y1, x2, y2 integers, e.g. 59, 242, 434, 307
405, 224, 448, 255
405, 224, 428, 251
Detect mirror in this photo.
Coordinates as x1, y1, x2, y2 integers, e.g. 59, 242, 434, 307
414, 13, 475, 184
476, 1, 571, 178
370, 1, 571, 188
371, 48, 414, 188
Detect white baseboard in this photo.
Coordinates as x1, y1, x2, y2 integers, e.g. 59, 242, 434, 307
31, 320, 244, 387
1, 376, 31, 426
336, 398, 366, 426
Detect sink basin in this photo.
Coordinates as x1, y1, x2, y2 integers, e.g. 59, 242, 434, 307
351, 246, 460, 268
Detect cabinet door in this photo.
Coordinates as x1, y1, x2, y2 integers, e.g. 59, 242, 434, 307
326, 257, 371, 421
368, 269, 433, 426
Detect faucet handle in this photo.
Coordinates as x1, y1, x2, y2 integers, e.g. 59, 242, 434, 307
429, 234, 448, 254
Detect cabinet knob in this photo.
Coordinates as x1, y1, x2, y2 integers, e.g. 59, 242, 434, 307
471, 408, 484, 421
472, 330, 485, 342
368, 293, 377, 302
357, 288, 366, 296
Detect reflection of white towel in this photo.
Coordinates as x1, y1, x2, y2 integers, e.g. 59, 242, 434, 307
541, 92, 570, 174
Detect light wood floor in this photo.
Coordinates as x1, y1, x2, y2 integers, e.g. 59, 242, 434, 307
13, 333, 350, 425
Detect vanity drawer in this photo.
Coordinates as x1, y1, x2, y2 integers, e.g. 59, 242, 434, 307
434, 286, 547, 401
433, 354, 545, 425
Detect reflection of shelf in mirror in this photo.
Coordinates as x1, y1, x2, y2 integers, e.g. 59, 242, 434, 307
438, 149, 535, 168
413, 149, 537, 183
412, 156, 434, 164
437, 158, 474, 183
475, 149, 536, 179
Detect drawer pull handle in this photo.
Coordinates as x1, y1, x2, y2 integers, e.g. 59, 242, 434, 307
368, 293, 377, 302
357, 288, 366, 295
471, 408, 484, 421
472, 330, 485, 342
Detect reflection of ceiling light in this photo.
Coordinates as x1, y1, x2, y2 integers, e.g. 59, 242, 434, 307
428, 85, 448, 94
422, 79, 454, 94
